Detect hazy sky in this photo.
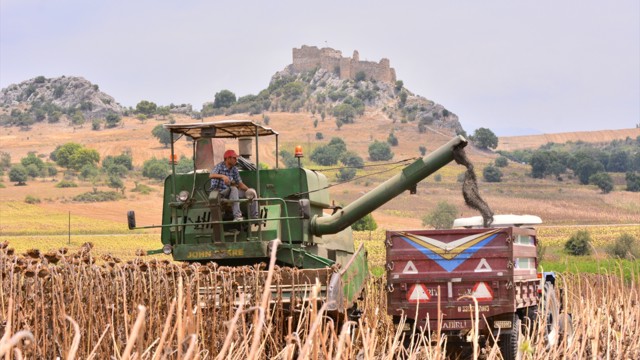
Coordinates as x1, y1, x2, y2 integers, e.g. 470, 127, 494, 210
1, 1, 638, 135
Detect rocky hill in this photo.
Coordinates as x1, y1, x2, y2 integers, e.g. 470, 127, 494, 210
0, 76, 124, 126
201, 46, 464, 136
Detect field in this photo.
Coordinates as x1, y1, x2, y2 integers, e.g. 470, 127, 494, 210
1, 116, 639, 358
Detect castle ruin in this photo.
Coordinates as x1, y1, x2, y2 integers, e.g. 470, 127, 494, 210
292, 45, 396, 83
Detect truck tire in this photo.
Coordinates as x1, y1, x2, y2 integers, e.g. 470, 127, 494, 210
499, 313, 523, 360
541, 281, 560, 348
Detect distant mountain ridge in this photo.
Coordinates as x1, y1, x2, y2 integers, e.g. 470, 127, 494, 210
497, 128, 640, 151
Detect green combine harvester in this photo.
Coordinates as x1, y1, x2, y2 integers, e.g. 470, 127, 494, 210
127, 120, 468, 314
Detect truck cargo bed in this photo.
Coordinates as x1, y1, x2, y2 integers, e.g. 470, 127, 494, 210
386, 227, 539, 331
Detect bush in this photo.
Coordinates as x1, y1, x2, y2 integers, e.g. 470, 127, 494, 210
495, 156, 509, 167
419, 146, 427, 156
387, 132, 398, 146
351, 213, 377, 231
55, 180, 78, 188
625, 172, 640, 192
73, 191, 124, 202
336, 168, 356, 181
471, 128, 498, 150
434, 174, 442, 182
25, 195, 41, 204
564, 230, 592, 256
422, 201, 458, 229
340, 152, 364, 168
315, 132, 324, 140
589, 172, 613, 193
9, 165, 28, 185
142, 158, 170, 180
131, 182, 153, 195
607, 233, 639, 259
368, 141, 393, 161
483, 165, 503, 182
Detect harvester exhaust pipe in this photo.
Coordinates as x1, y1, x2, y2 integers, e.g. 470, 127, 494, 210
310, 135, 468, 237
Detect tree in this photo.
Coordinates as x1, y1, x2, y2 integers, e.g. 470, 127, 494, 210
152, 124, 172, 148
354, 71, 367, 82
103, 153, 133, 170
471, 128, 498, 150
495, 156, 509, 167
333, 104, 356, 124
576, 158, 605, 185
422, 201, 457, 229
105, 113, 121, 128
279, 149, 299, 169
625, 172, 640, 192
136, 100, 158, 116
483, 165, 503, 182
419, 146, 427, 156
328, 137, 347, 153
70, 148, 100, 170
387, 132, 398, 146
315, 132, 324, 140
9, 165, 28, 185
175, 155, 194, 173
79, 164, 99, 180
368, 141, 393, 161
21, 153, 44, 171
71, 111, 85, 126
589, 172, 613, 193
310, 145, 341, 166
352, 213, 377, 231
340, 151, 364, 168
607, 150, 629, 172
142, 158, 170, 180
0, 152, 11, 169
607, 233, 639, 259
51, 143, 83, 169
213, 90, 236, 108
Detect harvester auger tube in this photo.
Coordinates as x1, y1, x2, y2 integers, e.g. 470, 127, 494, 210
310, 135, 468, 236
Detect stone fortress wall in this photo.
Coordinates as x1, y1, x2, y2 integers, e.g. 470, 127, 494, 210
292, 45, 396, 83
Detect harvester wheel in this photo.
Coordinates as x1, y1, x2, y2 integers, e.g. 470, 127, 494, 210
499, 313, 523, 360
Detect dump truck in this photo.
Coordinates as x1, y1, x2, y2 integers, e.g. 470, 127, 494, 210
127, 119, 473, 315
385, 215, 572, 359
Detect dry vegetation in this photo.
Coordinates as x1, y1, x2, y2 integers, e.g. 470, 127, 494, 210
1, 241, 638, 359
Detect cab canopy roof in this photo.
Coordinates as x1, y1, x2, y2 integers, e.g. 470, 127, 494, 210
453, 214, 542, 228
163, 120, 278, 140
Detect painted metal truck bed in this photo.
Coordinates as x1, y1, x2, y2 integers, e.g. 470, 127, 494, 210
386, 227, 539, 331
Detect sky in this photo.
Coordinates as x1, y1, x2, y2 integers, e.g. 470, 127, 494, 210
1, 1, 638, 136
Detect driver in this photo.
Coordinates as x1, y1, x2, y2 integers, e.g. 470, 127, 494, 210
209, 149, 259, 221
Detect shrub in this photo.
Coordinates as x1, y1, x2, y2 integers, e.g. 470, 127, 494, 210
336, 168, 356, 181
55, 180, 78, 188
310, 145, 341, 166
142, 158, 170, 180
368, 141, 393, 161
483, 165, 503, 182
387, 132, 398, 146
564, 230, 592, 256
471, 128, 498, 150
315, 132, 324, 140
73, 191, 124, 202
131, 182, 153, 195
495, 156, 509, 167
607, 233, 639, 259
625, 172, 640, 192
422, 201, 457, 229
434, 174, 442, 182
92, 118, 101, 131
419, 146, 427, 156
589, 172, 613, 193
25, 195, 41, 204
340, 152, 364, 168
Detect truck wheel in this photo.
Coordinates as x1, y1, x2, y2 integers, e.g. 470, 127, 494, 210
499, 313, 523, 360
541, 281, 560, 348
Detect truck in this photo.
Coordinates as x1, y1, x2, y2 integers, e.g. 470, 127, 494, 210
127, 119, 472, 316
385, 215, 572, 359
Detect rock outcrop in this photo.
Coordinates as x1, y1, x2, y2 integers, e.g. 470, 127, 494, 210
0, 76, 124, 118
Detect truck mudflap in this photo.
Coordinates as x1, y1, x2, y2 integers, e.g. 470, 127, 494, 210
386, 227, 539, 331
326, 243, 369, 312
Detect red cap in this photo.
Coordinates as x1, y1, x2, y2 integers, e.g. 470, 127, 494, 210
224, 149, 238, 159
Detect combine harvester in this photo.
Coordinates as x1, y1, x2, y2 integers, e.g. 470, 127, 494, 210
127, 120, 469, 316
127, 120, 569, 358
